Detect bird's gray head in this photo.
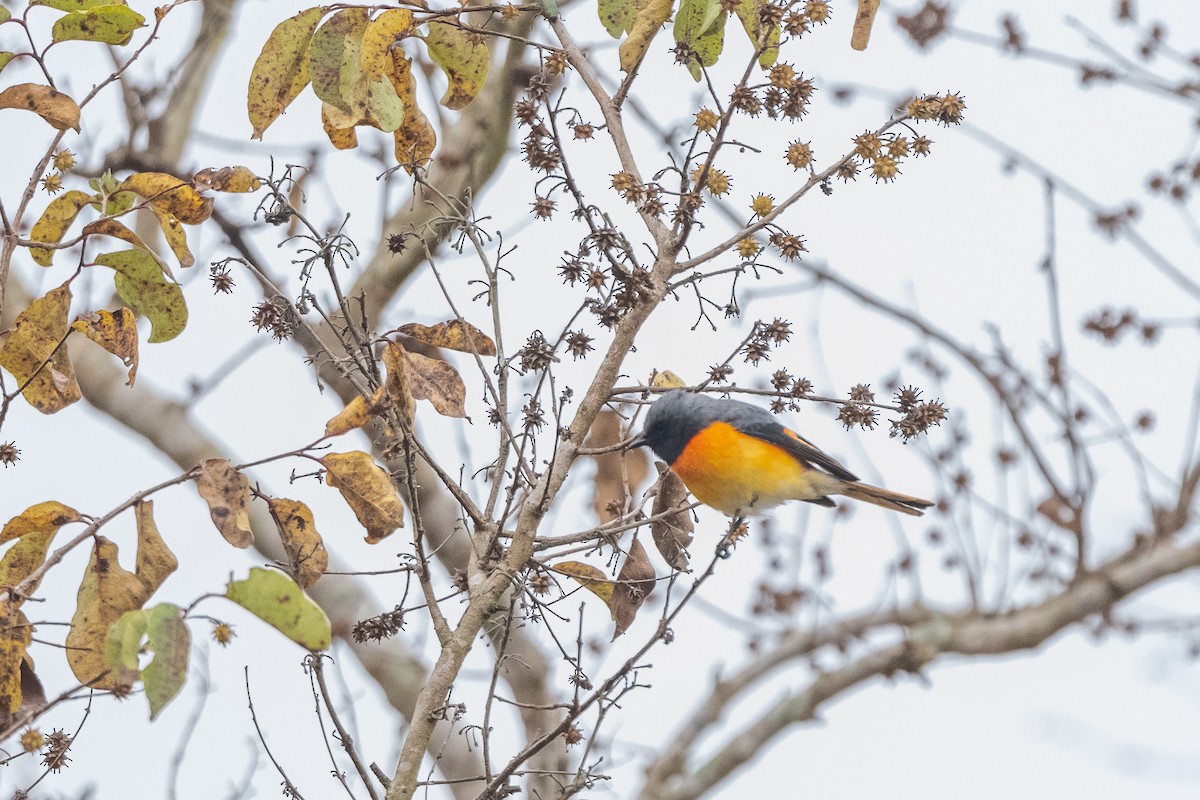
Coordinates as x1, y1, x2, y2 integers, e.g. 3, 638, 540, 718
629, 390, 710, 464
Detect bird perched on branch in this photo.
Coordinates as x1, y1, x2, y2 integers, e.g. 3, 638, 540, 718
628, 389, 933, 518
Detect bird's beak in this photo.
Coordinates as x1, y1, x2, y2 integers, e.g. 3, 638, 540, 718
625, 433, 647, 450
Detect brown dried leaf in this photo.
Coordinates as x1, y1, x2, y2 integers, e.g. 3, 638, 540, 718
0, 83, 80, 131
267, 498, 328, 588
398, 319, 496, 356
402, 349, 467, 418
195, 458, 253, 548
586, 409, 649, 523
321, 451, 405, 543
650, 463, 694, 571
611, 538, 655, 639
382, 341, 415, 426
651, 369, 688, 389
192, 166, 262, 193
72, 308, 139, 386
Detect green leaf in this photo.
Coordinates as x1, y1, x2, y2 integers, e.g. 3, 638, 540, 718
104, 609, 147, 688
0, 54, 13, 77
733, 0, 779, 67
52, 5, 145, 46
142, 603, 189, 720
247, 6, 328, 140
367, 78, 404, 132
308, 7, 369, 118
421, 21, 489, 110
0, 8, 10, 23
103, 604, 190, 719
598, 0, 638, 38
31, 0, 127, 10
674, 0, 726, 81
225, 568, 331, 651
95, 249, 188, 343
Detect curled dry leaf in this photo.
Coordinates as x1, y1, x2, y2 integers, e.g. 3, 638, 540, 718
120, 172, 214, 224
0, 501, 83, 599
267, 498, 328, 588
611, 538, 655, 639
0, 83, 81, 131
401, 348, 468, 418
851, 0, 881, 51
192, 166, 262, 193
389, 48, 436, 171
618, 0, 672, 73
650, 369, 688, 389
72, 309, 139, 386
321, 451, 405, 543
195, 458, 254, 548
398, 319, 497, 356
0, 282, 81, 414
324, 385, 388, 437
552, 538, 657, 640
66, 501, 178, 688
586, 409, 649, 523
650, 463, 694, 571
382, 341, 416, 426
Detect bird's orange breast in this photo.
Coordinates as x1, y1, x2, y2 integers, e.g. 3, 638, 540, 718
670, 421, 831, 515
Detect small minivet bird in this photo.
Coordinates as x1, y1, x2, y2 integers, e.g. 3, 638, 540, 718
629, 390, 933, 517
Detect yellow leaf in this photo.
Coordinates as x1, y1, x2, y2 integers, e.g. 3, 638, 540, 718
0, 283, 81, 414
148, 205, 193, 269
0, 83, 80, 131
321, 451, 405, 544
28, 190, 92, 266
51, 4, 145, 45
0, 502, 82, 599
0, 603, 32, 714
195, 459, 253, 548
267, 498, 328, 589
65, 501, 178, 688
192, 166, 262, 193
398, 319, 497, 356
71, 308, 139, 386
247, 6, 329, 139
619, 0, 673, 73
321, 103, 359, 150
421, 21, 489, 110
120, 172, 213, 224
324, 385, 387, 437
388, 49, 436, 171
651, 369, 688, 389
550, 561, 615, 604
361, 8, 413, 81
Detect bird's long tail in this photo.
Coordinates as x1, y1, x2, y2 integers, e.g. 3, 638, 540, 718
839, 481, 934, 516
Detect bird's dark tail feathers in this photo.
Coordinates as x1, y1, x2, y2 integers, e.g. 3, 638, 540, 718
840, 482, 935, 517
